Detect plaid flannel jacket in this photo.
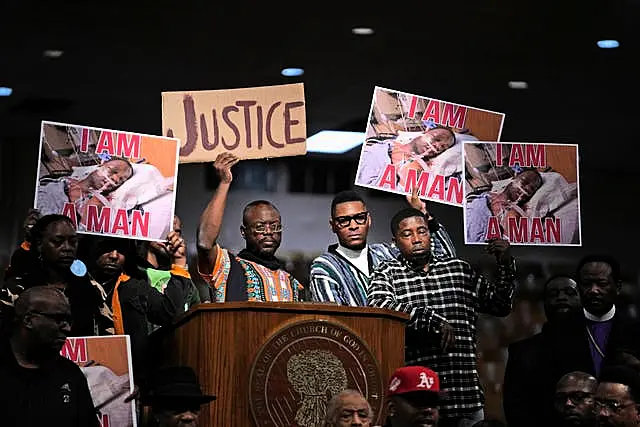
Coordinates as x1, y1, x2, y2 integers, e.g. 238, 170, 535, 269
367, 254, 517, 419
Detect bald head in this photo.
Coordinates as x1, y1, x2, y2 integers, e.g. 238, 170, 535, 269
325, 389, 372, 427
11, 286, 72, 359
14, 286, 69, 321
557, 372, 597, 391
555, 372, 597, 426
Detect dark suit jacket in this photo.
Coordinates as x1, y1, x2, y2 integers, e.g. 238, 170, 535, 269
503, 309, 640, 427
503, 328, 547, 427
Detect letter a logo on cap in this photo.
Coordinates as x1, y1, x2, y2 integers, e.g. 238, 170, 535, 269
418, 372, 434, 389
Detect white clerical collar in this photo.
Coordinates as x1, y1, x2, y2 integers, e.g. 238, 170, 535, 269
584, 305, 616, 322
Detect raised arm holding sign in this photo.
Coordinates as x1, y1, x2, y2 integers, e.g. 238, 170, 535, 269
196, 153, 302, 302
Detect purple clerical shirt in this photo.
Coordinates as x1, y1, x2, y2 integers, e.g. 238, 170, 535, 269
586, 318, 613, 376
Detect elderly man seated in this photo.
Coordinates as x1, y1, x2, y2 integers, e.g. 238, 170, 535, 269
325, 389, 374, 427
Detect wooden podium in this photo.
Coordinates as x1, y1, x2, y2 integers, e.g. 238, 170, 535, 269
152, 302, 409, 426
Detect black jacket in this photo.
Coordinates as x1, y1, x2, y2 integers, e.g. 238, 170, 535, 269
503, 329, 547, 427
102, 269, 192, 383
0, 339, 99, 427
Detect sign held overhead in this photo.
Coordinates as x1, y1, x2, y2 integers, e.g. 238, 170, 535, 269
162, 83, 307, 163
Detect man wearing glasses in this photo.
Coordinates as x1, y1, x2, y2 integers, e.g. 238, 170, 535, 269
0, 287, 99, 426
553, 371, 597, 427
593, 365, 640, 427
310, 188, 456, 306
197, 153, 302, 302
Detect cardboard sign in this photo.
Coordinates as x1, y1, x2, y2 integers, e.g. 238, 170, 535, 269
354, 86, 505, 206
34, 121, 180, 241
60, 335, 136, 427
162, 83, 307, 162
463, 142, 581, 246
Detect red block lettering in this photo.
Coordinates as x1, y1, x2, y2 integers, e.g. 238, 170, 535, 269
86, 205, 111, 233
545, 217, 561, 243
526, 144, 546, 168
426, 174, 445, 200
60, 338, 88, 363
99, 414, 110, 427
441, 103, 467, 128
421, 101, 467, 128
95, 131, 116, 156
509, 144, 546, 168
508, 216, 528, 243
116, 133, 141, 158
407, 96, 419, 119
422, 100, 441, 124
80, 128, 90, 153
61, 202, 78, 229
403, 169, 430, 196
111, 209, 129, 235
378, 164, 397, 190
496, 143, 503, 166
131, 210, 150, 237
446, 177, 463, 204
485, 217, 502, 240
530, 217, 545, 242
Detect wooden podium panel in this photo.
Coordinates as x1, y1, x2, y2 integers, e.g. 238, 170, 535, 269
152, 302, 408, 426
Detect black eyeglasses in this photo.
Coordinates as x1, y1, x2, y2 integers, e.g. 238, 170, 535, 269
31, 311, 73, 326
333, 211, 369, 229
593, 399, 636, 413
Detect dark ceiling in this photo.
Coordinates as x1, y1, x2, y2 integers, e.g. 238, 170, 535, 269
0, 0, 637, 170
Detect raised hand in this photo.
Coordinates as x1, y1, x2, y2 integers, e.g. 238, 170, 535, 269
166, 230, 187, 267
406, 187, 431, 219
485, 238, 512, 265
213, 152, 240, 184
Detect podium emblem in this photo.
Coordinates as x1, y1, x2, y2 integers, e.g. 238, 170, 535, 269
249, 319, 383, 427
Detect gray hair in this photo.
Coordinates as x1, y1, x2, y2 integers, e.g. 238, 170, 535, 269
325, 389, 372, 426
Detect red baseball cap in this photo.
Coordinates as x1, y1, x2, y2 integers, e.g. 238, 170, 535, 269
387, 366, 441, 396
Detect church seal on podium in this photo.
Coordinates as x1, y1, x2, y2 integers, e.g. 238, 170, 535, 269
249, 319, 384, 427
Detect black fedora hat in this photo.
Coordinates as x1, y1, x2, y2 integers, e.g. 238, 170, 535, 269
142, 366, 216, 405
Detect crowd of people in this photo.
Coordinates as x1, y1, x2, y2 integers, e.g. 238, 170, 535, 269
0, 151, 637, 427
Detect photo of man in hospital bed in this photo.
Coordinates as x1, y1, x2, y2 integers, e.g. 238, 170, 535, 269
463, 142, 581, 246
35, 123, 177, 241
356, 124, 476, 191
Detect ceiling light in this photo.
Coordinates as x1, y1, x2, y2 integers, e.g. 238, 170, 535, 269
306, 130, 365, 154
281, 68, 304, 77
43, 50, 64, 58
352, 27, 374, 35
0, 87, 13, 97
597, 40, 619, 49
508, 81, 528, 89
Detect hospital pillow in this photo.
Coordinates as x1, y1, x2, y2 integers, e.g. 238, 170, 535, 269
524, 171, 576, 217
69, 163, 172, 210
